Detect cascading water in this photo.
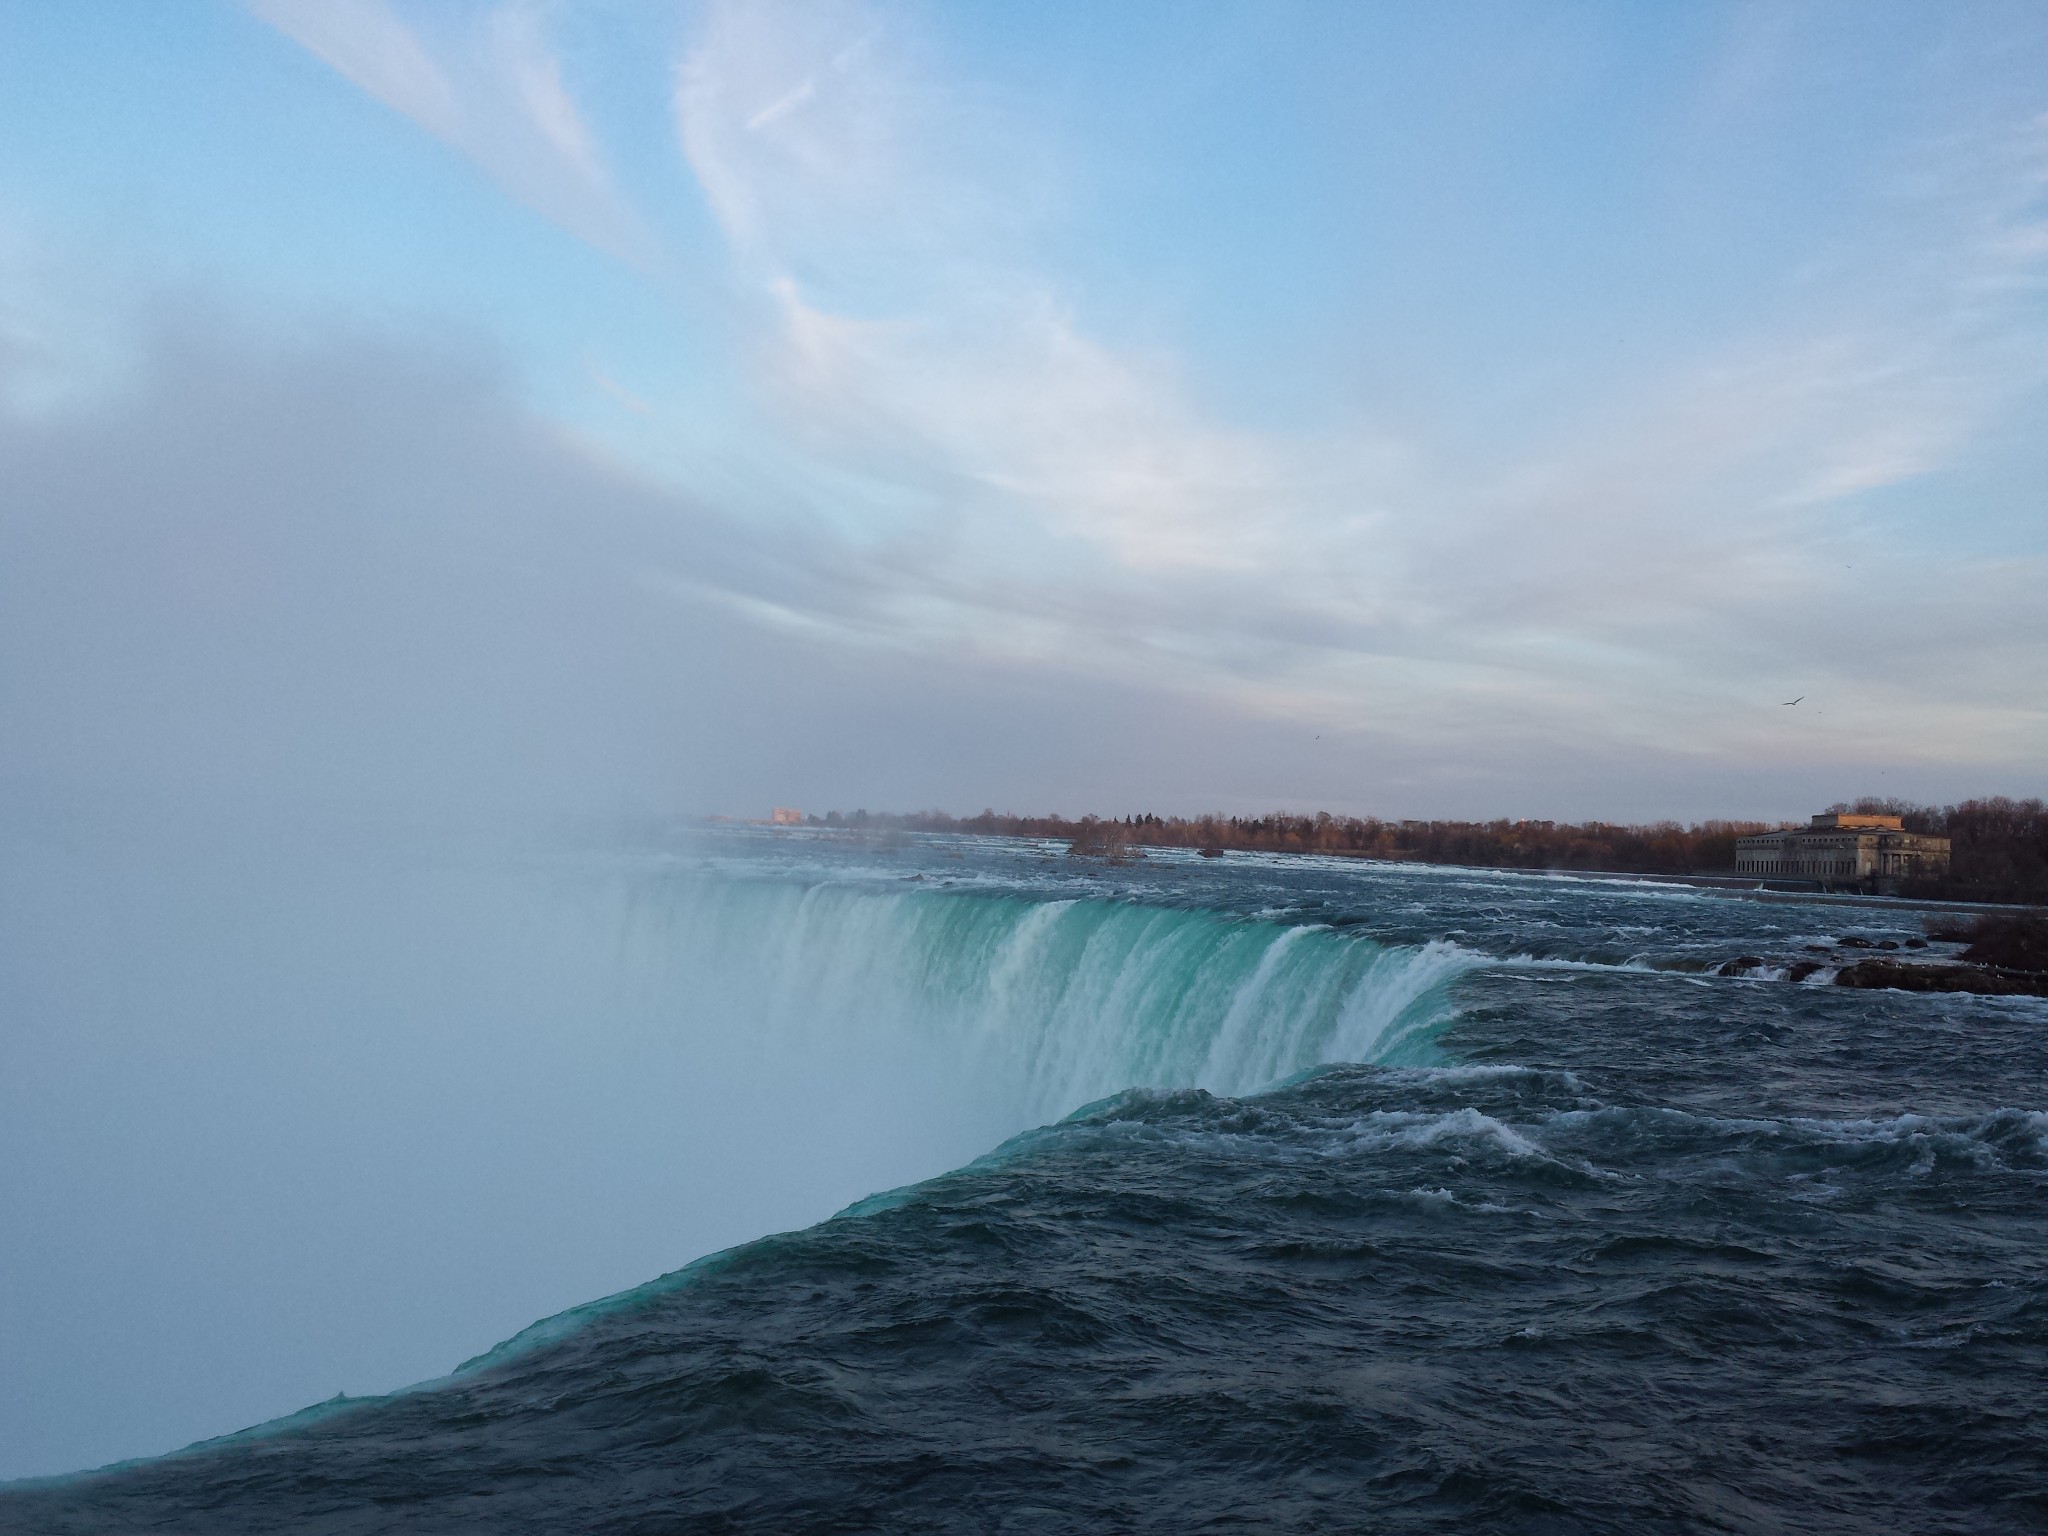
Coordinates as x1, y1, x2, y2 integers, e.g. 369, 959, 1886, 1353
0, 830, 1477, 1483
622, 873, 1472, 1129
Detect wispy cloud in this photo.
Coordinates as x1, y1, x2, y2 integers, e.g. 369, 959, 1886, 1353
673, 3, 1395, 624
223, 0, 2048, 779
249, 0, 653, 265
664, 0, 2048, 767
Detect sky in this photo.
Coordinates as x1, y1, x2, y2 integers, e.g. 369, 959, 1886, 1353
4, 0, 2047, 822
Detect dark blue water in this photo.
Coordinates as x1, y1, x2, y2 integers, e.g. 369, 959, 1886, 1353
7, 834, 2045, 1533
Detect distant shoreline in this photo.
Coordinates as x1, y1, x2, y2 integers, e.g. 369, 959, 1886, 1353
1086, 843, 2032, 915
756, 803, 2048, 909
717, 820, 2038, 914
1504, 868, 2026, 915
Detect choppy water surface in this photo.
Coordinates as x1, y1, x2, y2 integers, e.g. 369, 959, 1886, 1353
8, 830, 2045, 1533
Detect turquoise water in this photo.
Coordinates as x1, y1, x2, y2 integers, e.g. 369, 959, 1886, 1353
6, 828, 2044, 1531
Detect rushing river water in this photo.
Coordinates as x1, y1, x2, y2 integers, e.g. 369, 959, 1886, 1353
7, 829, 2045, 1533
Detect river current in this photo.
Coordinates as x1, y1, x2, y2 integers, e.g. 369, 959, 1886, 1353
6, 829, 2045, 1533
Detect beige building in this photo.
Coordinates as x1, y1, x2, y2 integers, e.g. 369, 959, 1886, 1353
1735, 813, 1949, 887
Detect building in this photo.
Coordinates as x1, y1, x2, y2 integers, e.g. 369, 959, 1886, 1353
769, 807, 805, 826
1735, 813, 1949, 888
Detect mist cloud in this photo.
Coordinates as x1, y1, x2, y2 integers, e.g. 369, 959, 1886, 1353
0, 309, 1403, 825
4, 297, 2044, 830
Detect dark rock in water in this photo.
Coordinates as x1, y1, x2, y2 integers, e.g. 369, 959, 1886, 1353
1786, 961, 1824, 983
1068, 845, 1143, 864
1836, 936, 1875, 949
1903, 938, 1928, 949
1833, 959, 2048, 997
1948, 911, 2048, 975
1717, 955, 1766, 977
1198, 846, 1225, 858
1877, 940, 1900, 951
1832, 960, 1943, 991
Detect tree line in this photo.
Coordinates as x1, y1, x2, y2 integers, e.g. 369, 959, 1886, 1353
1848, 796, 2048, 904
807, 797, 2048, 905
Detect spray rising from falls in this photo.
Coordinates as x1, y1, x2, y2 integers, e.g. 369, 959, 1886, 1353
628, 875, 1472, 1130
0, 837, 1473, 1483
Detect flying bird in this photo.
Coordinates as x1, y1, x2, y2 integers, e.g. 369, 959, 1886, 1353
1782, 696, 1803, 706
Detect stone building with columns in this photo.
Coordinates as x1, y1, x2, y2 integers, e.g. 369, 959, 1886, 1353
1735, 813, 1949, 889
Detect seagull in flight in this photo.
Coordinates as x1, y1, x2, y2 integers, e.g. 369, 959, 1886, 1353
1782, 696, 1803, 706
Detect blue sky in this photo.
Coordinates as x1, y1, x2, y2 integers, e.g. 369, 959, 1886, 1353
3, 0, 2046, 818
